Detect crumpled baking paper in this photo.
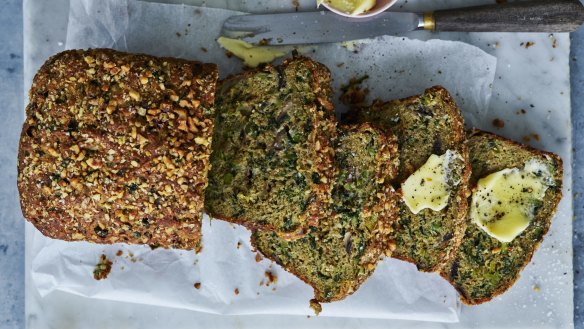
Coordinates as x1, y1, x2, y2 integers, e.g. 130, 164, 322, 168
31, 0, 498, 321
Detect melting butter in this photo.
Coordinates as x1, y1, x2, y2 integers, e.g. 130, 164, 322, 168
470, 160, 553, 243
318, 0, 376, 15
401, 150, 460, 214
217, 37, 287, 68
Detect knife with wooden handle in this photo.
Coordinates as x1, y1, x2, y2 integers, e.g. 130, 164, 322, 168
430, 0, 584, 32
222, 0, 584, 45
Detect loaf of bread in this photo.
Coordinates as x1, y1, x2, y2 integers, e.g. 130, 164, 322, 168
345, 86, 471, 272
252, 124, 399, 305
19, 49, 564, 307
205, 55, 337, 239
440, 130, 563, 304
18, 49, 218, 251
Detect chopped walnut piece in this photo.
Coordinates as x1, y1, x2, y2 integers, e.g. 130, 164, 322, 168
93, 254, 113, 280
264, 271, 278, 286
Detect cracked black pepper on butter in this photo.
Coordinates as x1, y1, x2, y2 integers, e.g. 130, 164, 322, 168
18, 49, 218, 251
441, 130, 563, 305
345, 86, 471, 272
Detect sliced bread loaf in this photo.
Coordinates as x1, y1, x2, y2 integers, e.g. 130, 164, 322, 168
18, 49, 218, 251
251, 124, 399, 305
440, 130, 563, 304
345, 86, 471, 271
206, 56, 337, 239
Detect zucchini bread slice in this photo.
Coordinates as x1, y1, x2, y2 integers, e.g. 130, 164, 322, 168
440, 130, 563, 305
345, 86, 471, 272
206, 56, 337, 239
18, 49, 218, 251
251, 124, 399, 305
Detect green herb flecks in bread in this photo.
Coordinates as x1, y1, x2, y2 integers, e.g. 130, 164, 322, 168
441, 130, 563, 305
206, 55, 337, 239
252, 124, 399, 305
345, 86, 471, 272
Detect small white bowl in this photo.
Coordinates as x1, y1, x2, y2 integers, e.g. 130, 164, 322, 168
321, 0, 397, 18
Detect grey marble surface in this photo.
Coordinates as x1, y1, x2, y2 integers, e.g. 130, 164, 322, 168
1, 0, 584, 328
570, 26, 584, 329
0, 1, 25, 328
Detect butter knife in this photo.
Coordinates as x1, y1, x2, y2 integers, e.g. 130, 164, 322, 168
222, 0, 584, 45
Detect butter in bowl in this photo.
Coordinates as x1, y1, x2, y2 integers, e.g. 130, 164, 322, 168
317, 0, 396, 17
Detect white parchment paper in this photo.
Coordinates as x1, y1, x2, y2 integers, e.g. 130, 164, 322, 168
31, 0, 498, 322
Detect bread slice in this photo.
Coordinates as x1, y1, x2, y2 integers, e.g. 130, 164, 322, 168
205, 55, 337, 239
251, 124, 399, 304
17, 49, 218, 251
440, 130, 563, 305
344, 86, 471, 272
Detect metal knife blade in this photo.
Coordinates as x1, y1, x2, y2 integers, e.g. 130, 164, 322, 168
222, 11, 422, 45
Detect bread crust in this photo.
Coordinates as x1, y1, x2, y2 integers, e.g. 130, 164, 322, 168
440, 129, 563, 305
18, 49, 218, 251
